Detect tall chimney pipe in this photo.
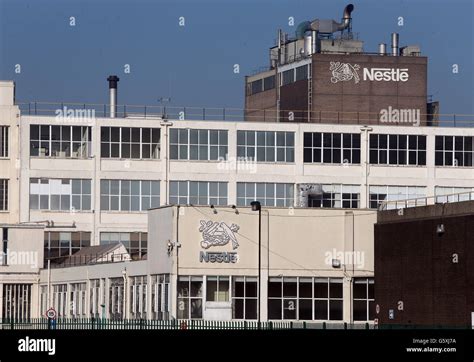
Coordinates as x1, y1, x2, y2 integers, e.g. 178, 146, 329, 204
391, 33, 399, 56
107, 75, 120, 118
379, 43, 386, 55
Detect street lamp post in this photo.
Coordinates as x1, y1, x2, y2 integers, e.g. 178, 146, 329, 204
250, 201, 262, 329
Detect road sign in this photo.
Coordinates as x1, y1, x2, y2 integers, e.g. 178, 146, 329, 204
46, 308, 57, 319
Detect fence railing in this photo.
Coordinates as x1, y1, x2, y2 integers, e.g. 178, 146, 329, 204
0, 318, 373, 330
16, 101, 474, 127
378, 191, 474, 211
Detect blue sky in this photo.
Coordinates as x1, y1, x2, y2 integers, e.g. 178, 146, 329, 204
0, 0, 472, 115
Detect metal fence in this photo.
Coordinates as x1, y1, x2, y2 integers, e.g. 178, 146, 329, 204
0, 318, 373, 330
16, 101, 474, 127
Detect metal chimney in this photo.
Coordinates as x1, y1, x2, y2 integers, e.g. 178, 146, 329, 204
379, 43, 386, 55
391, 33, 399, 56
107, 75, 120, 118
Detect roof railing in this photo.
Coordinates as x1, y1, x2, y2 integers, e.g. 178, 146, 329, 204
378, 191, 474, 211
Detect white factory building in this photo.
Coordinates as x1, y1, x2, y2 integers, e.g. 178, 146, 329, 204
0, 79, 473, 322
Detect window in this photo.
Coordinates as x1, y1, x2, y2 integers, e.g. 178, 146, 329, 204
89, 279, 104, 318
2, 228, 8, 266
369, 185, 426, 209
237, 131, 294, 162
130, 276, 147, 319
237, 182, 294, 207
353, 278, 374, 321
70, 283, 86, 318
109, 278, 124, 320
177, 276, 203, 319
44, 231, 91, 265
295, 64, 308, 81
40, 285, 48, 317
281, 69, 294, 86
370, 134, 426, 165
435, 186, 474, 203
30, 125, 91, 158
2, 284, 31, 320
169, 181, 227, 205
308, 184, 360, 209
101, 127, 160, 159
0, 126, 8, 157
30, 178, 91, 211
251, 79, 263, 95
170, 129, 228, 161
206, 276, 230, 302
304, 132, 361, 164
0, 179, 7, 210
52, 284, 67, 317
100, 232, 147, 259
268, 277, 343, 321
100, 179, 159, 211
151, 275, 170, 320
232, 276, 257, 320
435, 135, 474, 167
263, 75, 275, 91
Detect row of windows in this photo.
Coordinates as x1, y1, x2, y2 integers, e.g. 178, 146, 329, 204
281, 64, 309, 86
22, 179, 474, 212
40, 274, 170, 320
25, 125, 474, 168
178, 276, 374, 321
247, 75, 276, 96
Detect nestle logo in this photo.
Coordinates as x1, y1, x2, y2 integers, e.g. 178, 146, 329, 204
363, 67, 409, 82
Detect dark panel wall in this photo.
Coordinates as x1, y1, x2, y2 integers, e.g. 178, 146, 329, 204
279, 79, 308, 122
375, 215, 474, 327
312, 53, 427, 125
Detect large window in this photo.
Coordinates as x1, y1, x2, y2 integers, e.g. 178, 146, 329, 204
44, 231, 91, 265
151, 275, 170, 320
52, 284, 67, 317
237, 182, 294, 207
304, 132, 361, 164
232, 276, 257, 320
308, 184, 360, 209
30, 125, 91, 158
170, 129, 228, 161
70, 283, 86, 318
268, 277, 343, 321
169, 181, 227, 206
89, 279, 104, 318
100, 232, 147, 259
369, 185, 426, 209
353, 278, 374, 321
100, 127, 160, 159
109, 278, 124, 320
30, 178, 91, 211
370, 134, 426, 165
0, 179, 7, 211
435, 135, 474, 167
247, 75, 275, 96
130, 276, 147, 320
100, 180, 159, 211
206, 276, 230, 302
177, 276, 203, 319
0, 126, 8, 157
237, 131, 294, 162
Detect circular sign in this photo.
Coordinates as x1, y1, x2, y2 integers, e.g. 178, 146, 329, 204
46, 308, 57, 319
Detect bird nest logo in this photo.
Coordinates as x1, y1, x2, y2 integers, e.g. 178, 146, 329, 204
330, 62, 360, 84
199, 220, 239, 250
